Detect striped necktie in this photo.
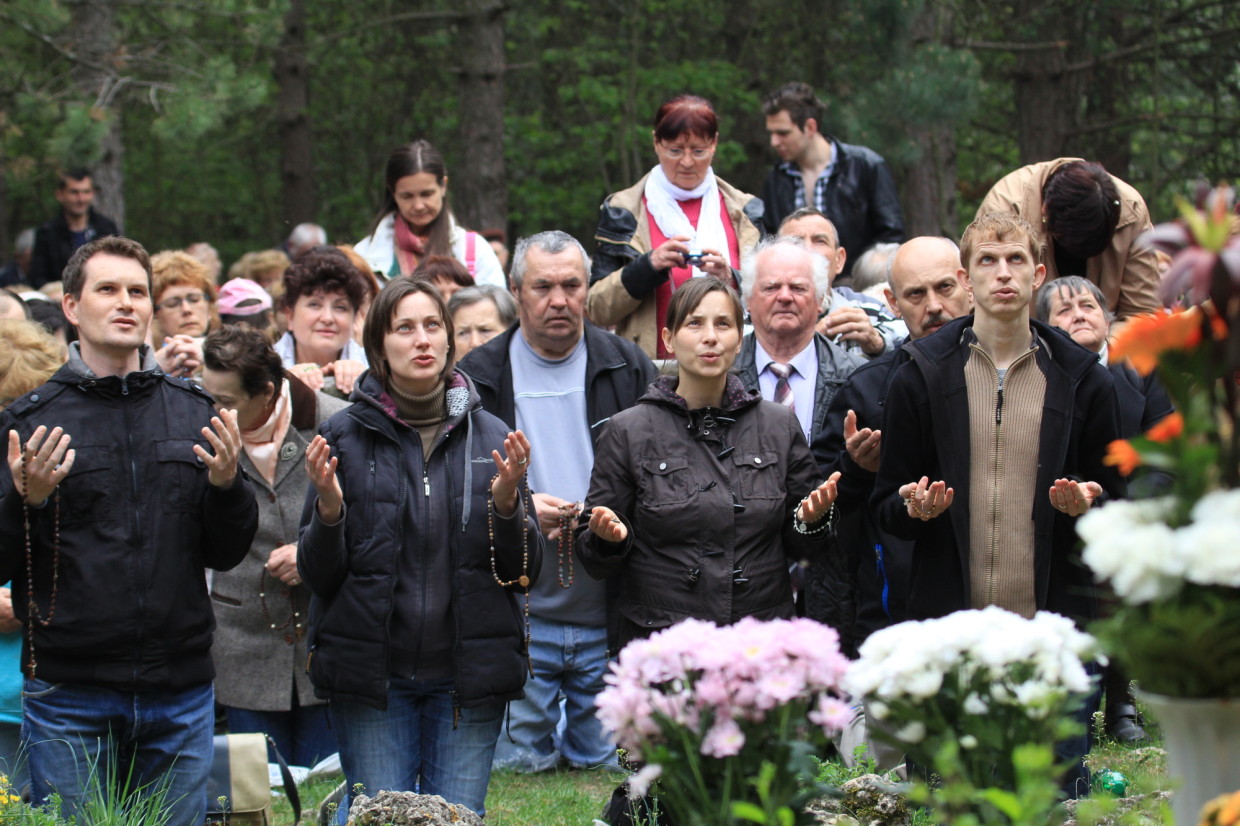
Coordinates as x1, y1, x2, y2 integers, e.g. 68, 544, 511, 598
768, 362, 795, 414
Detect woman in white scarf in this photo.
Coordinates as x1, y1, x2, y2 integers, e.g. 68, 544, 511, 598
588, 94, 765, 360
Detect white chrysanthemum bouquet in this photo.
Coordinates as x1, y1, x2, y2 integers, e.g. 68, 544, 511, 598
1078, 489, 1240, 698
845, 607, 1101, 793
596, 616, 852, 826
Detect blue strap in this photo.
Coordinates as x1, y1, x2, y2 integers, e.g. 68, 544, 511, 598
876, 544, 891, 618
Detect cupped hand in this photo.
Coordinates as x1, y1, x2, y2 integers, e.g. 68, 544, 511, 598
195, 408, 243, 488
797, 471, 841, 524
899, 475, 954, 521
490, 430, 531, 517
304, 434, 343, 521
7, 426, 75, 506
588, 505, 628, 544
844, 409, 882, 472
1049, 478, 1102, 517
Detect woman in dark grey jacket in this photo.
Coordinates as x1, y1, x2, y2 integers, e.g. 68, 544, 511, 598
578, 278, 839, 650
201, 325, 348, 768
298, 278, 541, 816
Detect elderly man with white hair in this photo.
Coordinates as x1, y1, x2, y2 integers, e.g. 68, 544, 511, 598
734, 235, 863, 445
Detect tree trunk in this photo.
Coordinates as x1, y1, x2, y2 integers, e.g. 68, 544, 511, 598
67, 0, 125, 232
454, 0, 506, 235
275, 0, 317, 232
901, 2, 959, 238
1012, 0, 1077, 164
902, 122, 958, 238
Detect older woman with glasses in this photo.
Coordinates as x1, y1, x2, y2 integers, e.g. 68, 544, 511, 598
588, 94, 764, 360
151, 250, 220, 378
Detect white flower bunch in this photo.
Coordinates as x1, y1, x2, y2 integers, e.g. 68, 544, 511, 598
1079, 490, 1240, 603
846, 607, 1097, 713
844, 606, 1100, 767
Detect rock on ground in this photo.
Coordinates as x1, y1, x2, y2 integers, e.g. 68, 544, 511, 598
347, 790, 484, 826
806, 773, 911, 826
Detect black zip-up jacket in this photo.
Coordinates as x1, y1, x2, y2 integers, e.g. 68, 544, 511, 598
28, 209, 120, 289
870, 317, 1125, 624
0, 350, 257, 690
297, 370, 542, 711
576, 375, 834, 651
760, 138, 905, 276
456, 322, 658, 449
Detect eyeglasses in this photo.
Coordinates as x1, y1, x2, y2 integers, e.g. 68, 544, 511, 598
658, 143, 714, 161
157, 292, 207, 311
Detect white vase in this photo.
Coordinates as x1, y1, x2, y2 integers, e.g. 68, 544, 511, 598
1138, 691, 1240, 826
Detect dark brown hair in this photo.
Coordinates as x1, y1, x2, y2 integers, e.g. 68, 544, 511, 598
761, 82, 825, 131
664, 276, 743, 334
62, 235, 152, 299
281, 246, 370, 313
1042, 161, 1122, 260
370, 139, 454, 259
653, 95, 719, 144
203, 324, 285, 398
412, 255, 475, 292
363, 278, 456, 390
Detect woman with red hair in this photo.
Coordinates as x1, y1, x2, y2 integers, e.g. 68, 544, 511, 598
588, 94, 764, 360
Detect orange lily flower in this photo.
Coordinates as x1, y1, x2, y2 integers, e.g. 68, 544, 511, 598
1104, 439, 1142, 476
1146, 412, 1185, 443
1110, 309, 1204, 375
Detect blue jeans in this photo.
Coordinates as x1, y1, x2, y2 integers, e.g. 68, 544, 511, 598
21, 678, 214, 826
224, 697, 337, 768
491, 616, 616, 772
330, 677, 503, 817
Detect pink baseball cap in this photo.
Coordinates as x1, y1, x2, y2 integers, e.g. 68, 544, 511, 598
217, 278, 273, 316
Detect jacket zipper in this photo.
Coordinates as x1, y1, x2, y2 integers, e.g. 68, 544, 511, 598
121, 376, 146, 681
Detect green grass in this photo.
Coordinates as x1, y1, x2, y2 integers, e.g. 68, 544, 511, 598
2, 707, 1171, 825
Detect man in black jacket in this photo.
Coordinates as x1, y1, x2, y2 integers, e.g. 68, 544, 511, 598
813, 235, 971, 649
28, 169, 120, 289
0, 236, 257, 826
760, 83, 904, 278
872, 214, 1124, 796
458, 230, 656, 774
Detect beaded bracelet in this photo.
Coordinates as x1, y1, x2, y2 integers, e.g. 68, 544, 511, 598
793, 501, 836, 535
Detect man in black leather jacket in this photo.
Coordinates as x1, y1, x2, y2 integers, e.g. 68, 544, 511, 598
28, 169, 120, 289
760, 83, 905, 278
0, 236, 256, 826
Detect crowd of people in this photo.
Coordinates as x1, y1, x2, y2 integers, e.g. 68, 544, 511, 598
0, 78, 1209, 825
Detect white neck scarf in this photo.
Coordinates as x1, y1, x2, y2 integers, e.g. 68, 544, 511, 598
644, 165, 729, 277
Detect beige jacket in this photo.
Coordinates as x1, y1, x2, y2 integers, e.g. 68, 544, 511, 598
588, 172, 764, 358
977, 158, 1159, 319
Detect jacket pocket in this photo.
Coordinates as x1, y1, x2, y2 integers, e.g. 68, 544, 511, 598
156, 438, 206, 513
733, 451, 783, 501
59, 445, 114, 525
638, 456, 692, 507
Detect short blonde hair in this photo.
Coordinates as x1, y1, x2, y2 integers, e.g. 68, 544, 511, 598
151, 250, 220, 332
0, 319, 65, 409
228, 250, 291, 284
960, 212, 1046, 271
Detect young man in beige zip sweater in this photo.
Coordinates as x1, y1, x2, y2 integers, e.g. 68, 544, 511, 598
871, 211, 1125, 798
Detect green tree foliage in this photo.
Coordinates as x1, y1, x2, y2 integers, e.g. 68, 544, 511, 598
0, 0, 1235, 268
